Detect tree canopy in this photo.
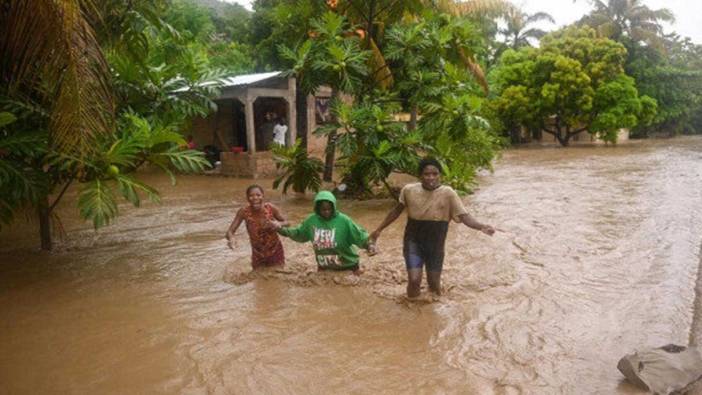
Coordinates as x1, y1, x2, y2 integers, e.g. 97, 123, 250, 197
0, 0, 222, 249
490, 26, 656, 146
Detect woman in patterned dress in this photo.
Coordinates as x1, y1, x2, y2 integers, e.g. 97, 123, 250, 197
225, 185, 287, 269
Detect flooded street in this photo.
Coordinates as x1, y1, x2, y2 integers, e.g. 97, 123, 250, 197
1, 137, 702, 394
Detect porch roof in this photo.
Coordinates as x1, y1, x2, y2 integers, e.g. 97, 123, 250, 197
219, 71, 283, 88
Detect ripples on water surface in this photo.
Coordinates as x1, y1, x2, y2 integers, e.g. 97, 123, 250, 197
1, 137, 702, 394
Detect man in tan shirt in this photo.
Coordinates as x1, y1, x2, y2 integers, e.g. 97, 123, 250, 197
370, 158, 495, 298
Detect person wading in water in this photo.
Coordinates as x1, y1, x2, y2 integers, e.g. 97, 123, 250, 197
273, 191, 376, 275
369, 158, 496, 298
225, 185, 287, 269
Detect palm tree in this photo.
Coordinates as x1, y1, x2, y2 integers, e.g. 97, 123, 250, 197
1, 1, 113, 249
580, 0, 674, 49
0, 1, 212, 250
500, 9, 555, 49
0, 0, 113, 156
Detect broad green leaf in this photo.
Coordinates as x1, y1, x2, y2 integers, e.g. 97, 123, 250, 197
0, 112, 17, 128
78, 179, 118, 229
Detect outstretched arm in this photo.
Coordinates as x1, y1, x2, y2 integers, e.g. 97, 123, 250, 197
458, 213, 495, 236
370, 203, 405, 242
275, 217, 312, 243
225, 208, 245, 249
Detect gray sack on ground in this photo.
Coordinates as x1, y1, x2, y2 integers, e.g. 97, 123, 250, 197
617, 344, 702, 394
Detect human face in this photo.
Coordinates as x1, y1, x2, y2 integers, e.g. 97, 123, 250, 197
420, 165, 441, 190
247, 188, 264, 210
318, 201, 334, 219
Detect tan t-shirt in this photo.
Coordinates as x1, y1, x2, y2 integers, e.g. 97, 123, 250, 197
398, 183, 468, 222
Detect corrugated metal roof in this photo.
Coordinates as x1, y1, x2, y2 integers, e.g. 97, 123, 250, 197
172, 71, 285, 93
220, 71, 283, 87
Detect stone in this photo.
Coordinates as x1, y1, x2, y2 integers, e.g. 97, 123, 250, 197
617, 344, 702, 394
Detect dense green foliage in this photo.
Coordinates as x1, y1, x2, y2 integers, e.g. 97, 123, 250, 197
577, 0, 701, 137
250, 0, 328, 70
0, 0, 228, 249
490, 26, 656, 146
271, 140, 324, 194
164, 0, 255, 73
279, 10, 501, 194
626, 37, 702, 136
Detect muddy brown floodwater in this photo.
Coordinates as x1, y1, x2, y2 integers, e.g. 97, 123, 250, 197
2, 137, 702, 394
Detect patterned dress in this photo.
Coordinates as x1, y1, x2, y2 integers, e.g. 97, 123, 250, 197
242, 203, 285, 268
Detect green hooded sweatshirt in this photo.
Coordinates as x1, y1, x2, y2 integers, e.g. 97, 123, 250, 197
278, 191, 369, 270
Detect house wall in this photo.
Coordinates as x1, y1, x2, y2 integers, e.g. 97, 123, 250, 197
192, 75, 303, 178
190, 99, 238, 151
305, 87, 354, 160
306, 93, 328, 159
220, 151, 278, 178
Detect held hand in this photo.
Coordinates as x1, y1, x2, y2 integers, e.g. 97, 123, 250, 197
267, 220, 283, 230
480, 225, 496, 236
369, 230, 381, 243
366, 241, 379, 256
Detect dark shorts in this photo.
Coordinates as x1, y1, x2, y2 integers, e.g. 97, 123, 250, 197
403, 219, 449, 273
404, 239, 445, 272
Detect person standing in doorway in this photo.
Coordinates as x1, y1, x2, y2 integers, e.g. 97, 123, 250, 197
260, 112, 275, 150
273, 117, 288, 146
369, 158, 496, 298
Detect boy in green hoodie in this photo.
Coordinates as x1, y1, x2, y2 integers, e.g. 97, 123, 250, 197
272, 191, 374, 273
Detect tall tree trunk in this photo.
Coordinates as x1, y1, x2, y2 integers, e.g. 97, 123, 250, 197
532, 127, 542, 141
296, 79, 308, 148
38, 197, 52, 251
323, 131, 336, 182
555, 116, 569, 146
323, 90, 340, 182
366, 0, 376, 49
408, 105, 417, 131
510, 126, 521, 144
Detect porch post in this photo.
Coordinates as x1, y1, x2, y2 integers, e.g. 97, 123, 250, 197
287, 77, 297, 146
245, 94, 256, 154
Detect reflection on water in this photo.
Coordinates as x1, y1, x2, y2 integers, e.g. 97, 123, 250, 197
1, 137, 702, 394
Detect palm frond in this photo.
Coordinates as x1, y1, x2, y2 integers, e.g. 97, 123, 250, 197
521, 28, 549, 40
456, 47, 489, 94
525, 11, 555, 25
367, 38, 394, 89
441, 0, 515, 18
0, 1, 114, 157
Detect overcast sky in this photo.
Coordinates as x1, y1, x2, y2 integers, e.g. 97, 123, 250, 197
224, 0, 702, 44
